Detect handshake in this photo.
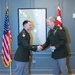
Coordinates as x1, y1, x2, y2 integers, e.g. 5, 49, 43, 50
36, 45, 56, 52
37, 46, 43, 52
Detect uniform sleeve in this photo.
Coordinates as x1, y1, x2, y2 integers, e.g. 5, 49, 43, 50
42, 32, 51, 49
55, 28, 67, 49
18, 34, 37, 51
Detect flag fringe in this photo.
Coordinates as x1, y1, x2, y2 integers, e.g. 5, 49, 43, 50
2, 56, 12, 67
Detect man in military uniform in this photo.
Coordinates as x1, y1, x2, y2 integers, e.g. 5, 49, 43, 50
14, 20, 38, 75
38, 17, 69, 75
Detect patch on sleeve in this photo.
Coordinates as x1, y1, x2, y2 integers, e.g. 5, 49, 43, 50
22, 31, 26, 37
22, 34, 25, 37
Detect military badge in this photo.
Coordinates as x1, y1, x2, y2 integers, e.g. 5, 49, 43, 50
53, 29, 57, 35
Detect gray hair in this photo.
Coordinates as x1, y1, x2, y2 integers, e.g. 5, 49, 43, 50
48, 16, 56, 23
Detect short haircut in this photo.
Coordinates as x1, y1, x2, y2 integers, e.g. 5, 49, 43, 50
23, 20, 30, 26
48, 16, 56, 23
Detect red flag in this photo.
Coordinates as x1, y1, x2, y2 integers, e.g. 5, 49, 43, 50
56, 6, 62, 27
2, 6, 12, 67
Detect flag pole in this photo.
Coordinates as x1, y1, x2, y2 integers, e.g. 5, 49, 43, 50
9, 43, 12, 75
58, 0, 60, 7
10, 63, 12, 75
6, 0, 12, 75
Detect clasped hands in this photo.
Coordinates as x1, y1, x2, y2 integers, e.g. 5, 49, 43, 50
37, 46, 43, 52
36, 46, 56, 52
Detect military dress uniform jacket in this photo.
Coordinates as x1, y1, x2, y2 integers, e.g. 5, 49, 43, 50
14, 29, 37, 62
42, 26, 68, 59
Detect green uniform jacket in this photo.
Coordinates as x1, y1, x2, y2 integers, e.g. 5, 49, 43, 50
14, 29, 37, 62
42, 26, 68, 59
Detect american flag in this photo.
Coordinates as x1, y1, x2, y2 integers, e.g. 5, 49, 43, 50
56, 6, 62, 27
2, 6, 12, 67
